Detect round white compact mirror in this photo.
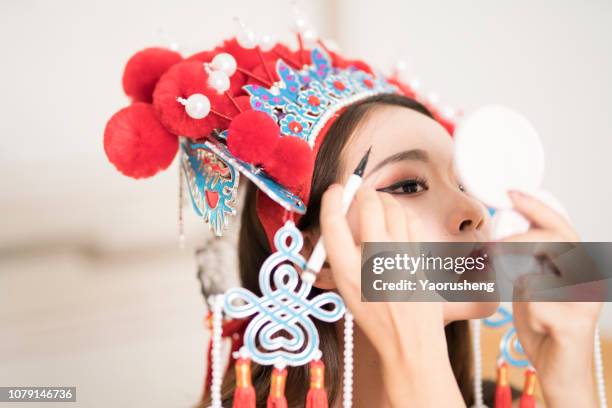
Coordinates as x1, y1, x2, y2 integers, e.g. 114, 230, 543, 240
453, 105, 545, 209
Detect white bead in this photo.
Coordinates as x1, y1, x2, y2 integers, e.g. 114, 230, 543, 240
182, 93, 210, 119
427, 92, 440, 105
302, 29, 318, 47
259, 33, 275, 52
441, 106, 457, 119
408, 78, 421, 91
395, 59, 409, 72
594, 327, 608, 408
237, 29, 258, 49
294, 16, 308, 32
343, 309, 354, 408
211, 53, 237, 77
208, 70, 230, 93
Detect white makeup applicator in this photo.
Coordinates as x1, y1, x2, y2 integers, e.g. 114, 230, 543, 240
453, 105, 568, 239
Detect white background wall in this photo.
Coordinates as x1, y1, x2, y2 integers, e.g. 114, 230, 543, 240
336, 0, 612, 241
0, 0, 330, 252
1, 1, 611, 406
0, 0, 611, 250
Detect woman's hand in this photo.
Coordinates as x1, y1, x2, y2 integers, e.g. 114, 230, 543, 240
504, 190, 602, 408
319, 184, 465, 407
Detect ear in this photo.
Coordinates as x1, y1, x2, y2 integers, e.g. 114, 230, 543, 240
300, 229, 336, 290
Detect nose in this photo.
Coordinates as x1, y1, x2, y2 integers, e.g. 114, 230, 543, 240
446, 191, 485, 235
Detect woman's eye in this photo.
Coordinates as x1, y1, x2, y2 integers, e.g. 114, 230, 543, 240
377, 178, 429, 195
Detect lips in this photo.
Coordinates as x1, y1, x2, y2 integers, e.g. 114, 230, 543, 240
468, 245, 491, 273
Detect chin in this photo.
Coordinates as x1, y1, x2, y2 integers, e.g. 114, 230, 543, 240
443, 301, 499, 324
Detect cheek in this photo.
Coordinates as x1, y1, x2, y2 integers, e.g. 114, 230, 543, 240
443, 301, 499, 322
401, 198, 448, 240
345, 196, 450, 242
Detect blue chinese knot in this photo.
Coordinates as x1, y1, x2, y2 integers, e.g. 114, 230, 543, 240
483, 305, 529, 368
224, 220, 345, 367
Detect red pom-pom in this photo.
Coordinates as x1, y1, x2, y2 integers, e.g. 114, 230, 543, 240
247, 60, 280, 85
268, 44, 300, 68
234, 95, 254, 112
270, 43, 292, 59
227, 110, 280, 164
219, 38, 260, 70
265, 137, 314, 190
104, 103, 178, 178
122, 48, 183, 103
227, 70, 248, 96
153, 61, 226, 139
287, 46, 312, 67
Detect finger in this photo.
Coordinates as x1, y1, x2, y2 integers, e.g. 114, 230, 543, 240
508, 191, 577, 239
379, 193, 407, 240
320, 184, 362, 313
356, 186, 387, 242
497, 233, 575, 262
320, 184, 360, 273
501, 229, 557, 243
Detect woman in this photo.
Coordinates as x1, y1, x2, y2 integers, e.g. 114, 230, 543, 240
102, 34, 602, 407
219, 94, 601, 407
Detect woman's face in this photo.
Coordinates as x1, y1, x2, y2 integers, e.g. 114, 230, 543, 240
315, 104, 498, 321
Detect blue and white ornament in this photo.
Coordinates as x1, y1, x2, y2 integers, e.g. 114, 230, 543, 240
224, 220, 346, 367
180, 139, 239, 236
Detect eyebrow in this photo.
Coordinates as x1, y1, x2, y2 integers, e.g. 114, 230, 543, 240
366, 149, 429, 178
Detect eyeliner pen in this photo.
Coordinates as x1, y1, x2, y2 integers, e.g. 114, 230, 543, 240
302, 146, 373, 284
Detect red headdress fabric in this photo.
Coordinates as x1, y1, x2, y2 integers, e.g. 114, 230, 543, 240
103, 36, 458, 248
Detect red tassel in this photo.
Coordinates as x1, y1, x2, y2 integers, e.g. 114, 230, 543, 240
202, 317, 249, 399
202, 312, 214, 400
267, 367, 288, 408
519, 368, 537, 408
306, 359, 328, 408
233, 358, 256, 408
495, 361, 512, 408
